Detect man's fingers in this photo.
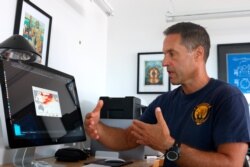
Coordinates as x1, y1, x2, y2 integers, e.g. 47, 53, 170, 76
155, 107, 166, 127
84, 100, 104, 140
131, 120, 148, 140
133, 120, 148, 130
85, 112, 93, 119
88, 131, 100, 140
93, 100, 104, 113
85, 124, 100, 140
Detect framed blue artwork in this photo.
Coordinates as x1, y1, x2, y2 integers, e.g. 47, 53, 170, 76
218, 43, 250, 105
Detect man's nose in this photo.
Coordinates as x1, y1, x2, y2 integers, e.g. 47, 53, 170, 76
162, 55, 170, 67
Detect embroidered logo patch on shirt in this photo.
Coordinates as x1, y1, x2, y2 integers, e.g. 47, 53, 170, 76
192, 103, 211, 125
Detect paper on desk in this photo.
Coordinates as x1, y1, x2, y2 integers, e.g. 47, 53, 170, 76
83, 164, 110, 167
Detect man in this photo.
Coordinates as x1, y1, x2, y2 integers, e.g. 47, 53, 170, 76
85, 22, 250, 167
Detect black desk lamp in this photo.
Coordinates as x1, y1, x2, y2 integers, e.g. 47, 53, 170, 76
0, 34, 41, 63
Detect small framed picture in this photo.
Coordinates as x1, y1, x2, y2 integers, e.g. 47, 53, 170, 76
217, 43, 250, 105
14, 0, 52, 66
137, 52, 169, 94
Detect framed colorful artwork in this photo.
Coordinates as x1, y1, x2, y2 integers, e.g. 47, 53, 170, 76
14, 0, 52, 66
137, 52, 169, 94
217, 43, 250, 105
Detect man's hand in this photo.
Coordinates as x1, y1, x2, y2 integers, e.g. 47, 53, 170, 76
131, 107, 174, 152
84, 100, 103, 140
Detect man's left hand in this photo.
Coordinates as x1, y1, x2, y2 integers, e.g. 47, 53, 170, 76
131, 107, 175, 152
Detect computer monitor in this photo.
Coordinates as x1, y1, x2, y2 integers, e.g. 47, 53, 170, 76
0, 60, 86, 165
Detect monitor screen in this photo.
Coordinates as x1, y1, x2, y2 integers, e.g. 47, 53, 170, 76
0, 60, 86, 148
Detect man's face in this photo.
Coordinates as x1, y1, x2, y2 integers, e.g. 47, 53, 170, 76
162, 34, 198, 85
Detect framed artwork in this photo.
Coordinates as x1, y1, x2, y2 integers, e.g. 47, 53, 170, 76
14, 0, 52, 66
217, 43, 250, 105
137, 52, 169, 94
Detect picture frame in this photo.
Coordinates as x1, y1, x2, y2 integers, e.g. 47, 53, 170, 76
217, 43, 250, 105
14, 0, 52, 66
137, 52, 169, 94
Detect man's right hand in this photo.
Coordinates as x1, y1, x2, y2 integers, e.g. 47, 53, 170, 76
84, 100, 103, 140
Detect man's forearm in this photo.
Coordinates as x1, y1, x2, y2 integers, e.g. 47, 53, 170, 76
97, 123, 138, 151
175, 143, 247, 167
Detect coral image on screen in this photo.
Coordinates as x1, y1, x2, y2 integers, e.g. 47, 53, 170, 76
32, 86, 62, 117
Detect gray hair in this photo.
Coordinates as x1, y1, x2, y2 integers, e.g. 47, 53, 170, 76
163, 22, 210, 62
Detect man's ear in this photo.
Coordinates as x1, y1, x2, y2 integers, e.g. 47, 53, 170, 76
194, 45, 205, 62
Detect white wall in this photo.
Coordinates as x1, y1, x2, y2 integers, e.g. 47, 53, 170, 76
107, 0, 250, 105
107, 0, 169, 105
0, 0, 108, 164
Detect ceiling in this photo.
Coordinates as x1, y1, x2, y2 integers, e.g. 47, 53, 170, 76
167, 0, 250, 14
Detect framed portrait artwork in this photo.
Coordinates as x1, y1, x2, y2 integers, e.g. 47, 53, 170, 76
137, 52, 169, 94
14, 0, 52, 66
217, 43, 250, 105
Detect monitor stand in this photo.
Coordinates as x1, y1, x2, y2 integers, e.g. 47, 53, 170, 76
13, 147, 51, 167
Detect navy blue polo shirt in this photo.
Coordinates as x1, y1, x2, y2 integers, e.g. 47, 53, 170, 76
140, 78, 250, 167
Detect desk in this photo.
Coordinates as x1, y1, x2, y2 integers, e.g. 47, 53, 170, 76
0, 157, 154, 167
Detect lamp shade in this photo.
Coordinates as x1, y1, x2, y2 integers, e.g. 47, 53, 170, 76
0, 34, 41, 63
